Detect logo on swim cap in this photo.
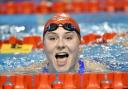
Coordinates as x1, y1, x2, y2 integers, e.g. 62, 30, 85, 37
52, 13, 70, 21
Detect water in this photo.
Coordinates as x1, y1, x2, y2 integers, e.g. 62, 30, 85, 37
0, 44, 128, 73
0, 13, 128, 73
0, 49, 46, 73
83, 44, 128, 72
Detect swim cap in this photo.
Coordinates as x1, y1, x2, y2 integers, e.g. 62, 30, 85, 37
43, 13, 80, 37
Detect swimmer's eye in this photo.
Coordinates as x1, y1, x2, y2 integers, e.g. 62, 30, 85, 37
49, 37, 56, 40
65, 34, 73, 40
66, 36, 73, 40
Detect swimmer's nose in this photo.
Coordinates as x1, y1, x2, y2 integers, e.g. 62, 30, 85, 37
57, 39, 65, 50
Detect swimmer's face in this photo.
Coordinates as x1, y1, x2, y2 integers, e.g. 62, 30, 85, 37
43, 27, 81, 72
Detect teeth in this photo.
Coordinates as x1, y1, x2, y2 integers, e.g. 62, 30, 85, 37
57, 52, 67, 55
55, 52, 69, 59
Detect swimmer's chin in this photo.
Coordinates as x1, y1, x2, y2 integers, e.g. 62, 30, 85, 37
55, 67, 69, 73
48, 69, 69, 73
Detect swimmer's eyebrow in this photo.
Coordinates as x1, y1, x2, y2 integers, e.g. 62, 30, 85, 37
65, 31, 75, 35
46, 32, 58, 35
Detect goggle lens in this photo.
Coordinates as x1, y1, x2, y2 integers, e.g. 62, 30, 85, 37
47, 23, 76, 32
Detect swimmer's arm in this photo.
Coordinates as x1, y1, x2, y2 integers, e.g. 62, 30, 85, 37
84, 59, 108, 72
14, 60, 48, 73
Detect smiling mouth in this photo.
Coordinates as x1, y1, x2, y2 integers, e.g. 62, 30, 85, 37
55, 52, 69, 66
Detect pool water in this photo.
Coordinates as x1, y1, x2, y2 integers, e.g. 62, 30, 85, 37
0, 44, 128, 73
0, 12, 128, 73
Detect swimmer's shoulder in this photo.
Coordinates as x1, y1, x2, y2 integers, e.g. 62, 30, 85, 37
41, 60, 49, 67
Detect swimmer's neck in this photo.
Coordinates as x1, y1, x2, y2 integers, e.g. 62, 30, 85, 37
48, 63, 78, 73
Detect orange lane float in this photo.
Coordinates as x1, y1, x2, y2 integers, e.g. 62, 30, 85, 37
1, 0, 128, 14
8, 36, 17, 45
52, 2, 66, 13
124, 0, 128, 12
51, 73, 64, 89
2, 36, 23, 45
0, 40, 2, 48
33, 74, 40, 89
88, 0, 99, 13
102, 32, 116, 40
0, 32, 121, 50
82, 35, 90, 45
1, 75, 15, 89
3, 85, 13, 89
63, 73, 76, 89
105, 0, 116, 12
82, 33, 98, 44
36, 1, 50, 14
82, 32, 117, 45
23, 36, 41, 49
0, 75, 6, 89
123, 72, 128, 88
24, 75, 33, 89
87, 33, 98, 43
0, 3, 5, 14
1, 72, 128, 89
5, 2, 17, 14
14, 75, 26, 89
71, 2, 85, 13
86, 73, 100, 89
37, 43, 44, 49
113, 72, 123, 89
16, 2, 35, 14
82, 1, 89, 13
98, 73, 113, 89
115, 0, 124, 11
38, 74, 51, 89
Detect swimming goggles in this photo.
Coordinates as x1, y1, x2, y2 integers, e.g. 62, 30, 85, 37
44, 23, 80, 36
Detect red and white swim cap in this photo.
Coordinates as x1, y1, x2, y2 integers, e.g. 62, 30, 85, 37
43, 13, 80, 36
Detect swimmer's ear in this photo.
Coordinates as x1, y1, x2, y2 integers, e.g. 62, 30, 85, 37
79, 45, 83, 53
79, 37, 84, 53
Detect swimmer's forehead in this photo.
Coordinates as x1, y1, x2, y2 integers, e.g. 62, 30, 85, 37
45, 30, 76, 36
